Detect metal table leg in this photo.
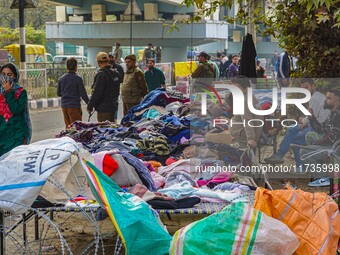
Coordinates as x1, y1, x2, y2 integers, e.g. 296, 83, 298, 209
0, 211, 4, 255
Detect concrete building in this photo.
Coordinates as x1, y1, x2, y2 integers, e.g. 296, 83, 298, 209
46, 0, 280, 65
46, 0, 229, 65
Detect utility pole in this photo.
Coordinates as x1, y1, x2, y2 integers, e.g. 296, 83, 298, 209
10, 0, 36, 70
130, 0, 133, 54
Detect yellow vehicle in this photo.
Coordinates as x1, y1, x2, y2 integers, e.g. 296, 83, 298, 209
4, 44, 53, 66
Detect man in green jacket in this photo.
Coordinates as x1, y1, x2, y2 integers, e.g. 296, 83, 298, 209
192, 51, 216, 79
121, 54, 148, 115
191, 51, 216, 93
145, 59, 166, 92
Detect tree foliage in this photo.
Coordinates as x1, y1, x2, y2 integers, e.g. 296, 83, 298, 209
0, 0, 56, 29
182, 0, 340, 78
0, 25, 46, 48
0, 0, 55, 48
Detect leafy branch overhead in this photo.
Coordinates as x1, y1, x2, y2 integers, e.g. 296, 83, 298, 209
0, 25, 46, 48
179, 0, 340, 78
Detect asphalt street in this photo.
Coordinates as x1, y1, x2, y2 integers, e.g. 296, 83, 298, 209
30, 106, 97, 142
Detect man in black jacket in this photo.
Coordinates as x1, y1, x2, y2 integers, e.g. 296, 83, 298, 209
87, 52, 121, 122
301, 89, 340, 187
109, 52, 124, 81
277, 51, 291, 87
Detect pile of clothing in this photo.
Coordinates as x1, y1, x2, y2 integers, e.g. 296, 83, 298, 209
56, 89, 255, 211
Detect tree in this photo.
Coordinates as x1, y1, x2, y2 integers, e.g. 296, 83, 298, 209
181, 0, 340, 78
0, 0, 55, 29
0, 25, 46, 48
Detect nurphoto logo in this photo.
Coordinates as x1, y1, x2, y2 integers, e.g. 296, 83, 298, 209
200, 84, 311, 128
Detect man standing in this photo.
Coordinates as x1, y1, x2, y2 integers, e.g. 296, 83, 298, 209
192, 51, 216, 79
143, 43, 156, 65
109, 52, 124, 81
271, 50, 279, 78
226, 55, 239, 78
301, 89, 340, 187
213, 52, 223, 78
113, 42, 123, 64
207, 54, 220, 79
145, 59, 166, 92
264, 78, 330, 168
87, 52, 121, 122
277, 51, 291, 87
121, 54, 148, 115
57, 57, 89, 128
221, 54, 233, 78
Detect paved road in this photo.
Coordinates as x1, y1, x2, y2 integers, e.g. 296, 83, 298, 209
30, 107, 97, 142
30, 100, 124, 142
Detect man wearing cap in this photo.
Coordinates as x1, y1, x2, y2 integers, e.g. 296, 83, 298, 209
87, 52, 121, 122
192, 51, 216, 79
109, 52, 124, 81
121, 54, 148, 115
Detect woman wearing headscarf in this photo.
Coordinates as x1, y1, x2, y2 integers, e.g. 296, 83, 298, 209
0, 63, 32, 156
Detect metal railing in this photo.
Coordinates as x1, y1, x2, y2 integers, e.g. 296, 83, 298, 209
19, 67, 97, 100
19, 62, 173, 100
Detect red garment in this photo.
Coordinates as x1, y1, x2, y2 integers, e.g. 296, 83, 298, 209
166, 157, 178, 166
0, 88, 23, 122
102, 154, 118, 176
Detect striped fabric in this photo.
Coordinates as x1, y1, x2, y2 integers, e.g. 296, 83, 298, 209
170, 202, 299, 255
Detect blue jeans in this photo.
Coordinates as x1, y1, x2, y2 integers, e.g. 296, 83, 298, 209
277, 125, 312, 166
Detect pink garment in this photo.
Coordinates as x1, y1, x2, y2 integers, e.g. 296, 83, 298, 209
151, 171, 166, 189
180, 137, 189, 144
209, 172, 233, 184
93, 149, 120, 172
143, 162, 155, 172
197, 172, 233, 187
197, 180, 208, 187
190, 133, 205, 143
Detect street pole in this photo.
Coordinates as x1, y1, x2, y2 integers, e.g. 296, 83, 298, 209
19, 0, 26, 70
11, 0, 36, 69
130, 0, 133, 54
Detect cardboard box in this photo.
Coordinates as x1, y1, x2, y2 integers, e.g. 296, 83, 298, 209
120, 14, 136, 21
92, 4, 106, 21
56, 6, 67, 22
144, 3, 158, 21
69, 16, 84, 22
106, 15, 117, 21
173, 14, 190, 21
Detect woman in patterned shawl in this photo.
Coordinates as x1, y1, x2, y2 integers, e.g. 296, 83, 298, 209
0, 63, 32, 156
